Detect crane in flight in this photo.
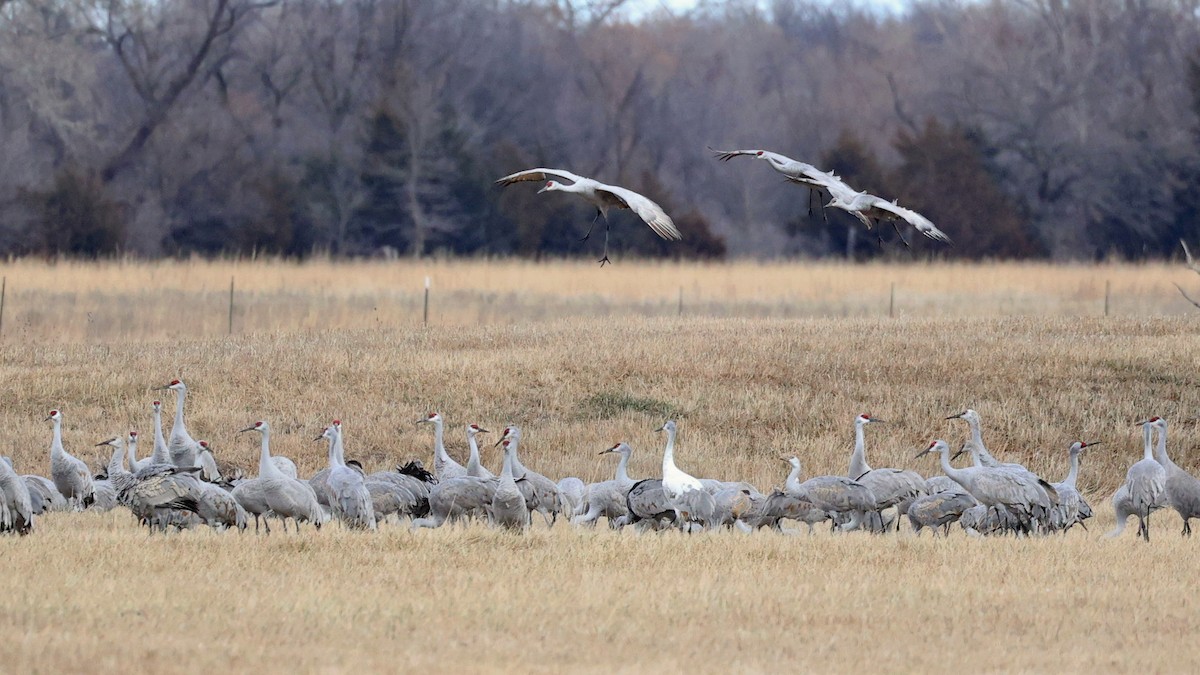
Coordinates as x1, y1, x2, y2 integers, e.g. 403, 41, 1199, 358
495, 168, 681, 266
710, 147, 845, 217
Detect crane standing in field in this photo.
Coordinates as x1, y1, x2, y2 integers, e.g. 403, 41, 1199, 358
1048, 441, 1096, 532
656, 420, 715, 532
846, 414, 927, 532
156, 380, 201, 469
1112, 420, 1167, 542
1146, 417, 1200, 536
491, 439, 529, 531
320, 423, 376, 531
916, 440, 1049, 534
495, 168, 682, 266
782, 456, 876, 531
417, 413, 467, 481
46, 410, 95, 509
236, 421, 327, 533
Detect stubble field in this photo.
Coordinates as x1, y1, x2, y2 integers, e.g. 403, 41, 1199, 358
1, 259, 1198, 673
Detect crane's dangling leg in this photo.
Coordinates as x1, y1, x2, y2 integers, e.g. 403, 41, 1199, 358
807, 188, 814, 217
891, 220, 911, 248
598, 218, 612, 266
580, 209, 602, 242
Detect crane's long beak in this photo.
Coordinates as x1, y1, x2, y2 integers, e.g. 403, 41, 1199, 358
654, 425, 665, 433
312, 434, 324, 442
493, 437, 504, 447
476, 428, 490, 434
95, 438, 116, 447
870, 418, 888, 424
951, 448, 965, 461
1082, 441, 1102, 449
237, 425, 257, 434
945, 412, 965, 420
912, 449, 929, 459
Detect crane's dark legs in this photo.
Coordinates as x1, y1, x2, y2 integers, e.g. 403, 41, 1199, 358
598, 220, 611, 266
891, 220, 911, 248
580, 209, 602, 242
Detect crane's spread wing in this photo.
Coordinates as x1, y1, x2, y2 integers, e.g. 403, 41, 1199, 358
871, 200, 953, 244
596, 184, 682, 241
494, 168, 587, 187
709, 147, 761, 162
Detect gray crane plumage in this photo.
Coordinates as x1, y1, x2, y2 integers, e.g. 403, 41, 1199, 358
782, 456, 876, 531
1148, 417, 1200, 536
573, 442, 637, 528
46, 410, 95, 509
490, 439, 529, 530
0, 454, 34, 535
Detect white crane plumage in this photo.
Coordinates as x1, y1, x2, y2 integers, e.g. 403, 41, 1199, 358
496, 168, 681, 266
655, 420, 714, 531
825, 190, 953, 246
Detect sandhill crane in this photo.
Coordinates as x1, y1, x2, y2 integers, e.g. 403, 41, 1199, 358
120, 462, 204, 532
782, 456, 876, 531
495, 168, 682, 265
490, 439, 529, 530
236, 421, 327, 533
368, 461, 436, 517
1112, 420, 1167, 542
741, 489, 829, 533
655, 420, 716, 532
465, 424, 494, 479
1049, 441, 1098, 532
0, 453, 34, 535
123, 430, 149, 473
149, 400, 171, 466
948, 409, 1059, 523
417, 413, 467, 481
90, 436, 130, 512
573, 442, 637, 527
156, 380, 200, 468
847, 414, 927, 532
21, 473, 67, 514
825, 189, 952, 246
194, 480, 248, 531
710, 147, 843, 216
496, 426, 564, 525
194, 440, 222, 482
1146, 417, 1200, 536
916, 440, 1053, 534
45, 410, 95, 509
907, 490, 977, 536
411, 475, 497, 529
557, 476, 586, 518
319, 423, 376, 531
622, 478, 676, 530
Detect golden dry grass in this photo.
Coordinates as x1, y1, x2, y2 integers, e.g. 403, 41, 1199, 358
1, 260, 1199, 673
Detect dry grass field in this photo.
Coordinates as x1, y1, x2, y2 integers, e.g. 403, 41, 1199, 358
1, 259, 1199, 673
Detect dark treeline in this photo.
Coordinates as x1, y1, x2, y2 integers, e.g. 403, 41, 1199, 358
2, 0, 1200, 260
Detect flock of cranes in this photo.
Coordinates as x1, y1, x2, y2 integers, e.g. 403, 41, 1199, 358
3, 378, 1197, 541
495, 147, 951, 265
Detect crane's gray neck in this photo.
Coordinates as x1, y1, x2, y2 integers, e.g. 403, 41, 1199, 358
467, 434, 483, 474
126, 438, 139, 471
173, 388, 188, 434
258, 429, 282, 479
510, 437, 528, 474
1142, 423, 1155, 462
615, 449, 631, 483
849, 422, 871, 478
333, 428, 347, 467
967, 419, 1000, 467
50, 419, 64, 458
938, 448, 968, 487
432, 420, 447, 462
107, 444, 125, 476
327, 433, 341, 469
152, 409, 169, 463
1064, 450, 1080, 488
1153, 424, 1175, 469
500, 444, 515, 480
